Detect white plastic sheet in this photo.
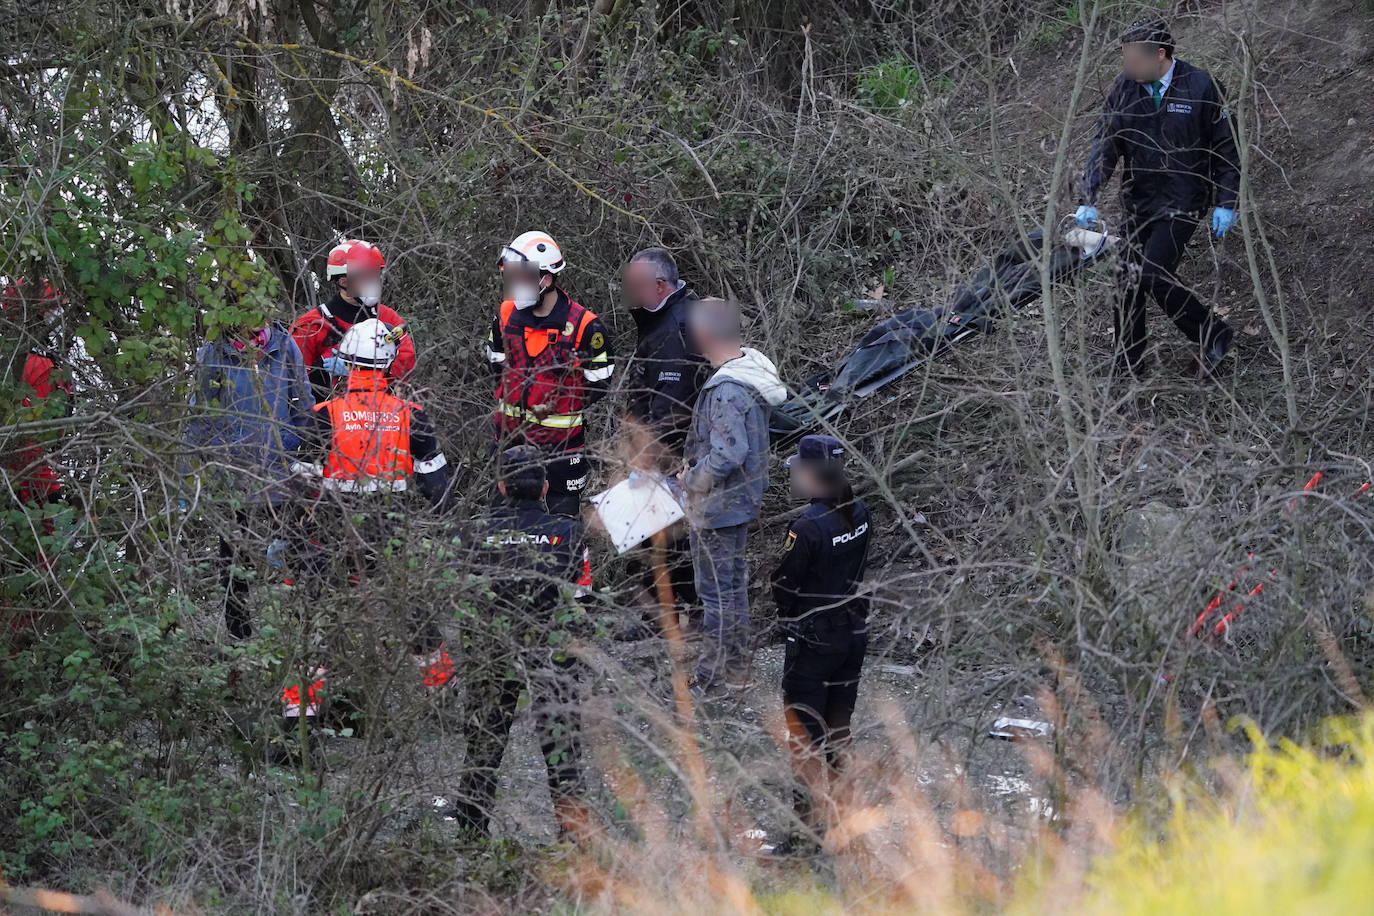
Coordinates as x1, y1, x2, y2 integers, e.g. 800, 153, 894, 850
590, 473, 685, 554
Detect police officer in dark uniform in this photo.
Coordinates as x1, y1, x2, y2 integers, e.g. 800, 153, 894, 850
454, 446, 592, 838
770, 435, 872, 853
1077, 18, 1240, 378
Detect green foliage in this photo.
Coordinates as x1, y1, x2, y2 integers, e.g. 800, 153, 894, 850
3, 120, 277, 385
0, 594, 247, 878
1033, 3, 1082, 49
857, 57, 953, 114
1076, 716, 1374, 914
0, 0, 1366, 911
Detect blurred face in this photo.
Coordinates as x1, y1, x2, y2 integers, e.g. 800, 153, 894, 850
348, 267, 382, 288
687, 300, 741, 363
227, 323, 269, 351
342, 268, 384, 306
789, 463, 824, 499
502, 263, 541, 293
623, 260, 669, 310
1122, 42, 1169, 83
686, 311, 714, 357
503, 263, 547, 309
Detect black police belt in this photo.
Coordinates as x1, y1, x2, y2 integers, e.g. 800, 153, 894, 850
785, 599, 865, 630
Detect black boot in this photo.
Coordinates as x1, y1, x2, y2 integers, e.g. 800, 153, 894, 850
1198, 325, 1234, 380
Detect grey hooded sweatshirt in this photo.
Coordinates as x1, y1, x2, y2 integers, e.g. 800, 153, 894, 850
682, 347, 788, 529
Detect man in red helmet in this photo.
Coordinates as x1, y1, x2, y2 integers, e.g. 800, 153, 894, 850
486, 231, 614, 518
291, 240, 416, 401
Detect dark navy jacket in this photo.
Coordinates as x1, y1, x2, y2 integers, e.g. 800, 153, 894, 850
468, 498, 582, 616
1082, 59, 1240, 220
771, 497, 872, 624
625, 285, 710, 453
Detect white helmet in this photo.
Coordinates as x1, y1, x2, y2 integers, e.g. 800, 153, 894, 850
497, 231, 565, 274
337, 318, 403, 370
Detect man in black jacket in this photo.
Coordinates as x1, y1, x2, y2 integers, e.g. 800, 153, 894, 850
618, 248, 710, 632
622, 248, 711, 452
1077, 19, 1240, 378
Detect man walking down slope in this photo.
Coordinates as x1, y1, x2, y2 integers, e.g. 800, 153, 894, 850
1076, 18, 1241, 379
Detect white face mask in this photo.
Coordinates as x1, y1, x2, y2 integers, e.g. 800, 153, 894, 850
511, 282, 541, 310
356, 280, 383, 308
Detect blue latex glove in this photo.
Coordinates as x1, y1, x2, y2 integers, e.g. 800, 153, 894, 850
321, 355, 349, 377
1075, 205, 1100, 228
1212, 207, 1236, 238
664, 473, 687, 506
176, 497, 189, 514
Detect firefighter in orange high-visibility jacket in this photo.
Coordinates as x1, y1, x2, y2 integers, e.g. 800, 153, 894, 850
486, 231, 614, 518
295, 317, 456, 708
308, 318, 450, 505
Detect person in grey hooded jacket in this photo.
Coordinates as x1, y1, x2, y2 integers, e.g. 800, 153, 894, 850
680, 298, 788, 697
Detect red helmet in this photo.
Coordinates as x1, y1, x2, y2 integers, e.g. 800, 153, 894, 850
326, 239, 362, 279
343, 241, 386, 275
1, 279, 63, 313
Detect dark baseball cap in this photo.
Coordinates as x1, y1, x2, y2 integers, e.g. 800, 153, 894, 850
1121, 18, 1172, 50
784, 434, 847, 469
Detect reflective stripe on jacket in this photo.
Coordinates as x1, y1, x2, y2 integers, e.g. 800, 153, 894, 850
491, 293, 601, 448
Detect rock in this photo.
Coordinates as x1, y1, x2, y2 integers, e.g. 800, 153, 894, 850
1117, 501, 1189, 556
1115, 501, 1192, 595
355, 891, 389, 915
1349, 118, 1358, 127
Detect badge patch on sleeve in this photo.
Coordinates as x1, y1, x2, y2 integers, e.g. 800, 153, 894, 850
784, 530, 797, 551
590, 331, 604, 351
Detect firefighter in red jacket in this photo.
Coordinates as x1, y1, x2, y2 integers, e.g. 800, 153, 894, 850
287, 317, 453, 722
486, 231, 614, 517
291, 239, 416, 401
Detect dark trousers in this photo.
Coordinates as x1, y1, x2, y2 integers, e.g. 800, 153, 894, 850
219, 527, 254, 640
1117, 215, 1229, 368
219, 505, 299, 640
456, 644, 583, 833
630, 529, 699, 623
781, 612, 868, 765
278, 505, 443, 653
543, 451, 589, 518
